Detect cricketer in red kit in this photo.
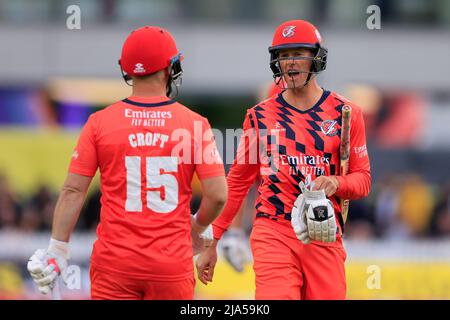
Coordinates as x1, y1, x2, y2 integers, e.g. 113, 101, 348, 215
27, 26, 227, 300
196, 20, 371, 300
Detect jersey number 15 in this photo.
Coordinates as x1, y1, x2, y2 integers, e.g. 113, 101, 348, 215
125, 156, 179, 213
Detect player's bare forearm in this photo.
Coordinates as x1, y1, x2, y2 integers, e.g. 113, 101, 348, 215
51, 173, 93, 242
196, 176, 227, 226
196, 197, 226, 226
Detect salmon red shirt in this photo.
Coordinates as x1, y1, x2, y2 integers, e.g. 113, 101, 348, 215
69, 95, 224, 280
213, 90, 371, 246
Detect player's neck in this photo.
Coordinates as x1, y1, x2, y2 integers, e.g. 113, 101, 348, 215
131, 75, 168, 98
131, 85, 167, 98
282, 81, 324, 112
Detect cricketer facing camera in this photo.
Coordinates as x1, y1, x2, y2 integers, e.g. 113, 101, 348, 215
197, 20, 371, 299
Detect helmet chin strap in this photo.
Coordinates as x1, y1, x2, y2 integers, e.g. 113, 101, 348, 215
272, 52, 322, 91
166, 54, 183, 98
166, 76, 179, 98
118, 61, 133, 86
166, 69, 183, 98
120, 70, 133, 87
274, 71, 316, 91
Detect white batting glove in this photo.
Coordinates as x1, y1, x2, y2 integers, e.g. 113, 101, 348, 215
221, 228, 248, 272
291, 195, 311, 244
191, 213, 214, 256
291, 183, 337, 244
27, 238, 69, 295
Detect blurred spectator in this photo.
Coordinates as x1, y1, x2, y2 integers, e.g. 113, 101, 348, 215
0, 174, 21, 230
25, 185, 56, 230
190, 173, 202, 214
344, 84, 382, 142
79, 189, 101, 231
345, 199, 375, 240
373, 174, 410, 239
397, 174, 434, 238
375, 92, 426, 148
8, 184, 58, 232
428, 182, 450, 237
18, 206, 42, 233
344, 87, 427, 149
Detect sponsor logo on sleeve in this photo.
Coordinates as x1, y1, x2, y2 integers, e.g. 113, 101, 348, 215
353, 145, 368, 158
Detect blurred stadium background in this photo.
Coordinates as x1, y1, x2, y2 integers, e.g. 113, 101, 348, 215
1, 0, 450, 299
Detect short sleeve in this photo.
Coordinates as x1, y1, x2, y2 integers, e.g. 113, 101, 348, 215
68, 114, 99, 177
194, 117, 225, 180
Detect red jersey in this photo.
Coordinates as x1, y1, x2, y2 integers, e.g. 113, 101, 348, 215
267, 82, 284, 98
213, 90, 371, 246
69, 95, 224, 280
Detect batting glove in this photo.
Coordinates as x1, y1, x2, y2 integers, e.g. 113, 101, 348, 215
27, 238, 69, 295
221, 228, 248, 272
291, 195, 311, 244
291, 183, 337, 244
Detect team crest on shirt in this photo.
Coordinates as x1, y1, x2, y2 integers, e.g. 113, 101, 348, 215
282, 26, 296, 38
320, 120, 339, 137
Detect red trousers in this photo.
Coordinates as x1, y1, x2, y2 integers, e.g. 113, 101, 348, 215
90, 265, 195, 300
250, 219, 347, 300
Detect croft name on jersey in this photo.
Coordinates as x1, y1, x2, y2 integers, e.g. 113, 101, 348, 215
128, 132, 169, 148
124, 109, 173, 119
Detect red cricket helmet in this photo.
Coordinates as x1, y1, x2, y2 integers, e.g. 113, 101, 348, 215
268, 20, 327, 85
119, 26, 183, 83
